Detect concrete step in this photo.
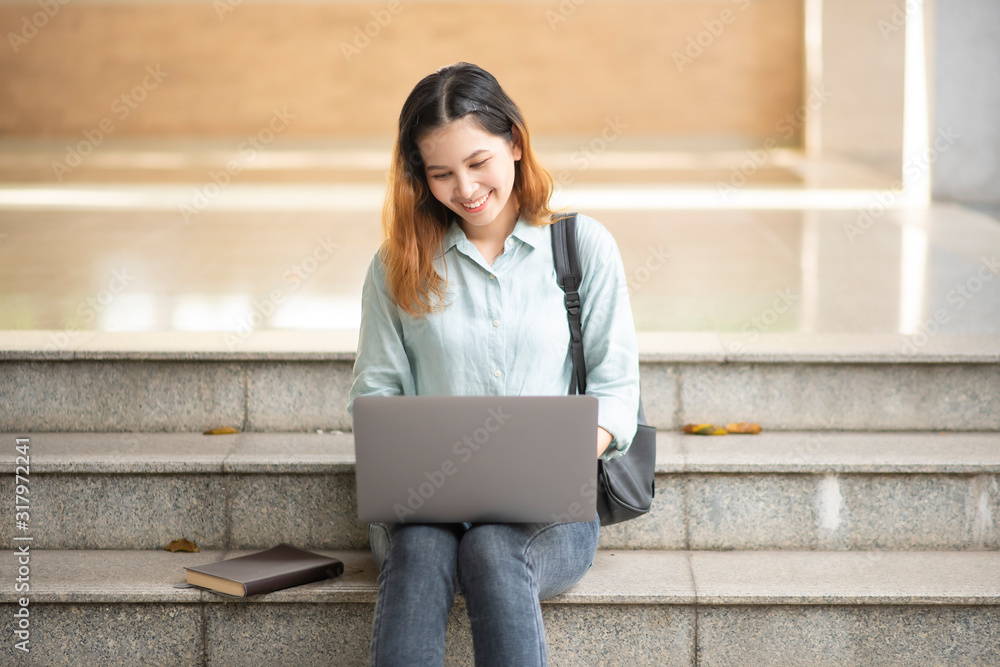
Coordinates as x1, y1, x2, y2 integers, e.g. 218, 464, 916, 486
3, 431, 998, 552
2, 332, 1000, 433
2, 549, 998, 666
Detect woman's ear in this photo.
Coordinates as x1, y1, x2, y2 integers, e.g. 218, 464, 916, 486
511, 126, 523, 162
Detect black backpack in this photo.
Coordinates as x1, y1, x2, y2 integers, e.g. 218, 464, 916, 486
550, 213, 656, 525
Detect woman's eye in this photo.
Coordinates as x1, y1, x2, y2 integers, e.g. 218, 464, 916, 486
431, 172, 450, 181
471, 159, 489, 168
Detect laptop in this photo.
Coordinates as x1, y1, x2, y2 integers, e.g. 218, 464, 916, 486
352, 395, 598, 524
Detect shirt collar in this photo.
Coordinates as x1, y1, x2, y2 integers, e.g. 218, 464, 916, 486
509, 217, 546, 249
437, 216, 546, 260
439, 218, 466, 257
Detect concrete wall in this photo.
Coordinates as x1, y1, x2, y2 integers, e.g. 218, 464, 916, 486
820, 0, 905, 170
0, 1, 802, 146
932, 0, 1000, 216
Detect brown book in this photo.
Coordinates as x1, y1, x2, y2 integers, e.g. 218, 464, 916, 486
184, 544, 344, 597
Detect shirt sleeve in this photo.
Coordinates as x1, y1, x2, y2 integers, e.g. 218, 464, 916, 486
575, 215, 641, 460
346, 247, 416, 420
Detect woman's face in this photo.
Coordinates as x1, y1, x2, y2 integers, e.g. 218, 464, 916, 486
419, 115, 522, 233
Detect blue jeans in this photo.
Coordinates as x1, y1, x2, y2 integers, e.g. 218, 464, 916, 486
368, 517, 601, 666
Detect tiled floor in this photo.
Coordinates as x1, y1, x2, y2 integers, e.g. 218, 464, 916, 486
1, 201, 997, 336
0, 140, 997, 338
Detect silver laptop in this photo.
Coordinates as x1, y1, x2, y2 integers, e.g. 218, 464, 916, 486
353, 395, 598, 524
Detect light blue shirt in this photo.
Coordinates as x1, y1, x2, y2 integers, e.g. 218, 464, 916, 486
347, 213, 640, 459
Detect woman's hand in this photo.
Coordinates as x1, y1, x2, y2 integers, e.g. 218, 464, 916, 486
597, 427, 614, 458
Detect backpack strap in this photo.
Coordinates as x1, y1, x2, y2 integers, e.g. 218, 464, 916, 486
550, 213, 587, 396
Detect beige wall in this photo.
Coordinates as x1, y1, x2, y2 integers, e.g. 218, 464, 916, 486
820, 0, 906, 166
0, 1, 803, 144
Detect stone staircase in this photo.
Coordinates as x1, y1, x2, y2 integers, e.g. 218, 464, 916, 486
2, 334, 1000, 665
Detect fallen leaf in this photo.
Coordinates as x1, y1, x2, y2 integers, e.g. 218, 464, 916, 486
203, 427, 239, 435
726, 422, 762, 434
165, 538, 200, 552
682, 423, 728, 436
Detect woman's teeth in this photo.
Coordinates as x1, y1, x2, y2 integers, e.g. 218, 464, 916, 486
462, 192, 490, 210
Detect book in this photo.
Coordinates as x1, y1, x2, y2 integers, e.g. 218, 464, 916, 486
184, 543, 344, 597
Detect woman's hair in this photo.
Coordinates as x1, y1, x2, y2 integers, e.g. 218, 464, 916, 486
380, 62, 556, 317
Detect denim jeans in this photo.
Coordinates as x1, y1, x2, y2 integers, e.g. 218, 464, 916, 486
368, 517, 601, 666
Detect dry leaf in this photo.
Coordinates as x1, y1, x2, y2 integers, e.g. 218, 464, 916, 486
681, 423, 728, 436
726, 422, 763, 435
203, 427, 239, 435
165, 538, 200, 552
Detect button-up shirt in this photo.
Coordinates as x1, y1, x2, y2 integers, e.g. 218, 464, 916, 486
347, 214, 640, 459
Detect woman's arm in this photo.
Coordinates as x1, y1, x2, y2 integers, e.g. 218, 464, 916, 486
347, 249, 416, 418
576, 216, 642, 460
597, 426, 614, 458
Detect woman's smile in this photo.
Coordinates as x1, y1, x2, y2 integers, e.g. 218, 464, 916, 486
460, 190, 492, 212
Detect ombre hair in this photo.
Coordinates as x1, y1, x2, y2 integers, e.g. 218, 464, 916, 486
380, 62, 556, 317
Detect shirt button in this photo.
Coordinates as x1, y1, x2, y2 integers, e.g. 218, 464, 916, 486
489, 274, 495, 280
494, 369, 502, 378
493, 319, 500, 327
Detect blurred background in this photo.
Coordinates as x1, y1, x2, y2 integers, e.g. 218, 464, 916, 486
0, 0, 997, 340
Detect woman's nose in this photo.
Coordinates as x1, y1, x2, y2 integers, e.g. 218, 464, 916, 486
455, 172, 478, 199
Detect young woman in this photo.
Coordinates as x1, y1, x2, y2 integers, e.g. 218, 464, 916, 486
347, 62, 640, 666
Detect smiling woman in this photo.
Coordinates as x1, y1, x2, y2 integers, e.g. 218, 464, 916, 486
380, 62, 556, 317
347, 62, 642, 666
